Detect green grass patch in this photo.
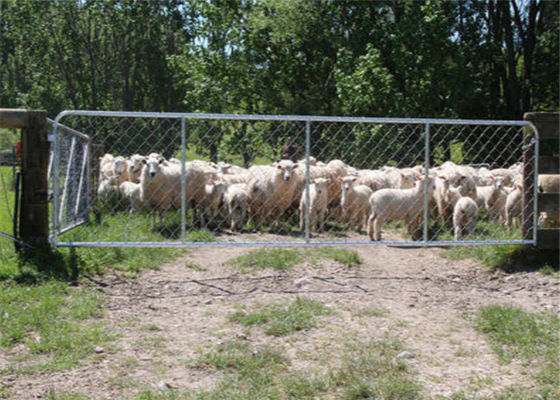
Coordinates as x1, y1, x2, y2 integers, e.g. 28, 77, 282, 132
309, 247, 362, 268
228, 247, 362, 273
327, 339, 421, 400
0, 281, 111, 372
230, 297, 335, 336
476, 305, 559, 398
187, 337, 420, 400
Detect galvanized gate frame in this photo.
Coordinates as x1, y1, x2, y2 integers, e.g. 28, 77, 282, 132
50, 110, 539, 248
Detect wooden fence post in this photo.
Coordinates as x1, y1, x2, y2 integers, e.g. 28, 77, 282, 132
523, 112, 560, 249
19, 110, 50, 250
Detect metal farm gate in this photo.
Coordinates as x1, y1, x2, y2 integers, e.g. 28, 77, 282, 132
49, 111, 539, 248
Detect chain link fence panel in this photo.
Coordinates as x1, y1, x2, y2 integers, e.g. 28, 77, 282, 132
50, 111, 538, 247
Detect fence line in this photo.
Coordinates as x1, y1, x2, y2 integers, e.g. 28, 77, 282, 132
50, 110, 539, 248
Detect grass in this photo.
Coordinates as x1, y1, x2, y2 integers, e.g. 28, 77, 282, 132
182, 338, 421, 400
228, 247, 362, 272
439, 220, 558, 274
0, 281, 111, 373
229, 297, 335, 336
476, 305, 559, 398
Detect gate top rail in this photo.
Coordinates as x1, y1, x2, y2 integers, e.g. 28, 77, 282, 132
54, 110, 535, 127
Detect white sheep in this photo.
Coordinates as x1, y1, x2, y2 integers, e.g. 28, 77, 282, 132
119, 181, 143, 213
299, 178, 330, 232
475, 176, 507, 222
200, 179, 229, 226
224, 183, 250, 231
140, 155, 181, 229
367, 177, 434, 241
128, 154, 146, 183
338, 176, 373, 232
97, 177, 120, 207
453, 195, 479, 240
446, 185, 479, 240
247, 160, 300, 227
505, 184, 523, 228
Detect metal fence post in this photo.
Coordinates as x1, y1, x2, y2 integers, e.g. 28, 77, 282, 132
181, 118, 187, 241
423, 123, 430, 243
305, 120, 311, 243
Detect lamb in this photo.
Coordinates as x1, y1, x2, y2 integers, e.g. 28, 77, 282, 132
140, 155, 181, 229
97, 177, 120, 207
299, 178, 330, 232
475, 176, 507, 222
200, 179, 229, 226
338, 176, 373, 232
505, 184, 523, 228
100, 155, 129, 185
489, 168, 517, 187
127, 154, 146, 183
224, 183, 250, 231
367, 176, 434, 241
446, 185, 479, 240
119, 181, 143, 213
246, 160, 299, 227
435, 174, 476, 227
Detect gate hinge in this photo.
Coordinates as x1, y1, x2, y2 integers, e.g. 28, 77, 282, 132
521, 137, 536, 150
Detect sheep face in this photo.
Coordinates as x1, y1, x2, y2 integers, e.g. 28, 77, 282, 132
311, 178, 330, 194
337, 176, 358, 191
143, 157, 165, 179
273, 160, 298, 181
113, 157, 128, 176
129, 155, 146, 174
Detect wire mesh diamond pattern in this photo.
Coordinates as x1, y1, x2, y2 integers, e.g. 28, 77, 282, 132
50, 112, 537, 247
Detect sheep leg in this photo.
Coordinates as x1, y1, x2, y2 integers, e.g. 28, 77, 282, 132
373, 216, 382, 241
152, 209, 157, 230
367, 213, 374, 240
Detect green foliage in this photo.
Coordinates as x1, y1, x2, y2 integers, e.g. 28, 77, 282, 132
476, 305, 559, 398
230, 297, 335, 336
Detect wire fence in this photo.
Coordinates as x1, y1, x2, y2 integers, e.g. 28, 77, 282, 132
50, 111, 538, 247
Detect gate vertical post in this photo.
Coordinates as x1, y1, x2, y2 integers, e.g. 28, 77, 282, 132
20, 111, 49, 250
423, 123, 430, 243
181, 118, 187, 240
521, 119, 538, 242
305, 120, 311, 243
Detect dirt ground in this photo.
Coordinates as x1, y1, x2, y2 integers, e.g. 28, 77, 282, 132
2, 234, 559, 399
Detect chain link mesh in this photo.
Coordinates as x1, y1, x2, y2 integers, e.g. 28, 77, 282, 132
50, 113, 537, 246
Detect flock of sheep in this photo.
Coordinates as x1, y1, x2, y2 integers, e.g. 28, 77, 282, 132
95, 151, 551, 242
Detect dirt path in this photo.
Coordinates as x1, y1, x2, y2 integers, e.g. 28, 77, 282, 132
3, 239, 559, 399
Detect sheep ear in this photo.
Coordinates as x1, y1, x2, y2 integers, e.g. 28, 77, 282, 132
208, 179, 215, 185
310, 179, 316, 184
277, 165, 282, 169
158, 158, 165, 164
489, 175, 495, 181
516, 184, 522, 190
142, 159, 147, 164
337, 177, 343, 182
352, 177, 358, 182
292, 164, 298, 169
436, 167, 442, 171
415, 176, 422, 181
437, 175, 447, 181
